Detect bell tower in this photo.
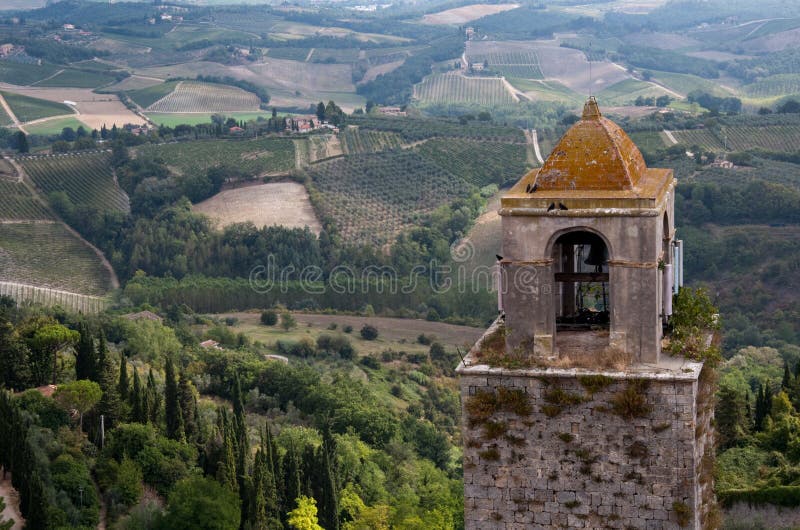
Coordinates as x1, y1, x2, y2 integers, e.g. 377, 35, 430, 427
500, 97, 677, 364
457, 99, 714, 529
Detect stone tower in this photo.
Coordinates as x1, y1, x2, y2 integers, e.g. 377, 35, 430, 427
457, 98, 715, 529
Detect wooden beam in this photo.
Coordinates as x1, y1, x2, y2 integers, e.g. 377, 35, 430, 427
555, 272, 609, 283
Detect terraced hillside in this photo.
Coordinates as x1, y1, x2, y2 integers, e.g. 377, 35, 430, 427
137, 137, 295, 177
671, 125, 800, 152
0, 180, 52, 221
306, 127, 531, 246
413, 139, 528, 187
340, 128, 403, 154
147, 81, 261, 113
20, 152, 130, 213
465, 41, 543, 79
0, 222, 112, 297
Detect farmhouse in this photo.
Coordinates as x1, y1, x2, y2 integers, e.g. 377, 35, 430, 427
458, 98, 715, 529
377, 106, 406, 116
123, 310, 163, 323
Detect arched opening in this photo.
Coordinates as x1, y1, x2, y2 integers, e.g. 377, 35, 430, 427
552, 230, 610, 355
662, 213, 673, 326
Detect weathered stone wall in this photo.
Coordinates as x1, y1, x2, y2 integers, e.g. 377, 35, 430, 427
460, 367, 714, 529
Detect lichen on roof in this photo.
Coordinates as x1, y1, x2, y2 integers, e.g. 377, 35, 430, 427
535, 97, 648, 191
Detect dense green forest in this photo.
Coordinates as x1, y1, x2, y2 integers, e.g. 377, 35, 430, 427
0, 298, 465, 529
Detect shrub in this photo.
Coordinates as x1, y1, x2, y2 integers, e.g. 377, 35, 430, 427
610, 381, 652, 419
429, 342, 446, 360
317, 334, 355, 358
672, 501, 692, 527
360, 356, 380, 370
417, 333, 432, 345
343, 325, 353, 333
260, 310, 278, 326
360, 324, 378, 340
406, 353, 427, 364
280, 312, 296, 330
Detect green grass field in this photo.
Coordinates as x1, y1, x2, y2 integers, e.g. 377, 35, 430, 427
0, 60, 62, 86
0, 181, 52, 221
145, 111, 273, 127
24, 116, 87, 136
126, 81, 179, 109
21, 152, 130, 213
0, 222, 111, 296
0, 91, 73, 122
137, 136, 296, 176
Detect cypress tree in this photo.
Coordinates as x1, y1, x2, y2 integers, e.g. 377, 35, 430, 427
716, 386, 746, 449
118, 353, 129, 402
232, 375, 248, 492
217, 408, 238, 494
250, 447, 268, 530
232, 375, 249, 527
282, 440, 302, 518
179, 370, 197, 443
783, 361, 792, 389
96, 335, 123, 429
317, 424, 340, 530
74, 322, 96, 381
164, 357, 184, 441
24, 471, 48, 530
744, 390, 753, 430
131, 370, 145, 423
147, 368, 160, 425
249, 430, 280, 530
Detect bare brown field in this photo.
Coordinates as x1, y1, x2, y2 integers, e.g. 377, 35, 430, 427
268, 21, 409, 44
535, 46, 629, 94
193, 181, 322, 233
137, 59, 356, 104
359, 60, 405, 84
467, 41, 631, 94
421, 3, 520, 25
104, 75, 164, 92
743, 27, 800, 53
0, 83, 144, 129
